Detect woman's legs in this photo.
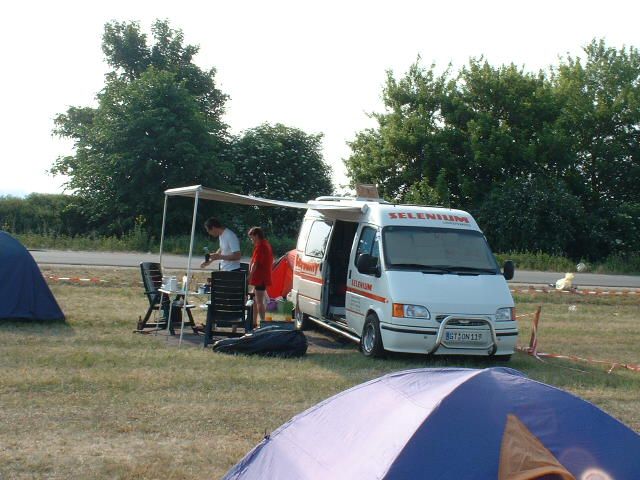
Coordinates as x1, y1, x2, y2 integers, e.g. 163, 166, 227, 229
254, 289, 266, 327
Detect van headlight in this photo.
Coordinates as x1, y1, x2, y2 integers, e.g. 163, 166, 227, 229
496, 307, 515, 321
393, 303, 430, 319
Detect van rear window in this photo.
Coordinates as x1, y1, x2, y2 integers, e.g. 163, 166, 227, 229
382, 226, 499, 273
305, 221, 332, 258
296, 220, 313, 251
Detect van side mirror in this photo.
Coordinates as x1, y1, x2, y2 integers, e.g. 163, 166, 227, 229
503, 260, 514, 280
357, 253, 380, 277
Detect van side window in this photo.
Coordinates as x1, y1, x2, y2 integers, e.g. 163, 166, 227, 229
355, 226, 378, 265
305, 221, 332, 258
296, 220, 313, 251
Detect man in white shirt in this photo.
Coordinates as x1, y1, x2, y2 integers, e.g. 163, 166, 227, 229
200, 217, 242, 271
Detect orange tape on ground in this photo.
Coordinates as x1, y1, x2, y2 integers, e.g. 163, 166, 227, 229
517, 305, 640, 373
46, 276, 106, 283
517, 346, 640, 373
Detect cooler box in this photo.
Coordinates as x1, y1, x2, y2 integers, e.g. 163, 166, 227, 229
276, 300, 294, 318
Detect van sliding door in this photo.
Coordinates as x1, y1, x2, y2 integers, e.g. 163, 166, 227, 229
293, 219, 332, 319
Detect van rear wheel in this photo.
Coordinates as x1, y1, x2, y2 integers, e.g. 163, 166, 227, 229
361, 314, 385, 358
294, 305, 310, 331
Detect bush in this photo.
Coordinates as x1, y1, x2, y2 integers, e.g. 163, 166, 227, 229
597, 253, 640, 275
495, 251, 577, 272
0, 194, 86, 236
494, 250, 640, 274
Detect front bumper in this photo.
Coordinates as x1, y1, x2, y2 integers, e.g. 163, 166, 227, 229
380, 316, 518, 356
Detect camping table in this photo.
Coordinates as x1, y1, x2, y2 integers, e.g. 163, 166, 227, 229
157, 288, 205, 345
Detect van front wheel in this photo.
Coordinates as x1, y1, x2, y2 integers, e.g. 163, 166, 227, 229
361, 314, 385, 358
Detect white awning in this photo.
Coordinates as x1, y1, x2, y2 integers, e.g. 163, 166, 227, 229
157, 184, 365, 346
164, 185, 363, 221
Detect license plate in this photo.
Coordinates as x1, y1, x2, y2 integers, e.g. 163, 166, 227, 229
445, 331, 485, 344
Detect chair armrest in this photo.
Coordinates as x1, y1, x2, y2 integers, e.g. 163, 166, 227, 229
172, 300, 196, 308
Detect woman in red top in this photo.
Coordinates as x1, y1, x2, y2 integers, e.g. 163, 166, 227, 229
248, 226, 274, 327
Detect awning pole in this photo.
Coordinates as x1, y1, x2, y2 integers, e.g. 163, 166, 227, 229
179, 190, 200, 346
159, 194, 169, 269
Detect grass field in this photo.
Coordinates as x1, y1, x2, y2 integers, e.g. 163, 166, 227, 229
1, 267, 639, 479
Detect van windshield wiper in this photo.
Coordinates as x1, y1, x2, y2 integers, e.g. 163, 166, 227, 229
390, 263, 453, 273
440, 266, 498, 274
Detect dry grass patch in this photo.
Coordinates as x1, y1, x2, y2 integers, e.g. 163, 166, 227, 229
0, 267, 638, 479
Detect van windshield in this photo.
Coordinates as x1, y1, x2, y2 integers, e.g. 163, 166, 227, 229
382, 226, 499, 274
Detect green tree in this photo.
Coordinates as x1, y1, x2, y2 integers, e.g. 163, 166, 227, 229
477, 178, 586, 258
551, 40, 640, 257
404, 176, 439, 206
446, 60, 568, 208
345, 59, 566, 210
344, 42, 640, 260
345, 62, 451, 202
232, 123, 333, 237
51, 20, 231, 235
554, 39, 640, 205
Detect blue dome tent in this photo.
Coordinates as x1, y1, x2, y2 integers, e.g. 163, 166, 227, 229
0, 231, 64, 321
224, 367, 640, 479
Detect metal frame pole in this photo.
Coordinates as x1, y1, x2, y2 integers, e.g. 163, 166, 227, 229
159, 194, 169, 269
158, 194, 171, 336
179, 190, 200, 346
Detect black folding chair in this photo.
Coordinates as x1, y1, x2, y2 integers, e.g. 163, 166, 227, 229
138, 262, 196, 334
203, 270, 251, 347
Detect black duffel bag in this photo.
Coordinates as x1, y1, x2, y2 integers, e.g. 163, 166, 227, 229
212, 325, 307, 358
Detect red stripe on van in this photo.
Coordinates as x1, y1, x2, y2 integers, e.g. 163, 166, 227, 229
346, 287, 387, 303
294, 272, 323, 284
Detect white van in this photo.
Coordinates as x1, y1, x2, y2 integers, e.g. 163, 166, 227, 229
290, 195, 518, 359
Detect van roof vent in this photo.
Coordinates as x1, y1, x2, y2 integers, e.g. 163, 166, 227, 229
355, 184, 380, 201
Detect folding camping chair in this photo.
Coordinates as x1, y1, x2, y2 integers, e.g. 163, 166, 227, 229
137, 262, 196, 334
203, 270, 252, 347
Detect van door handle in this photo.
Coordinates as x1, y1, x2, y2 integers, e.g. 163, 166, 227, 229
348, 270, 352, 279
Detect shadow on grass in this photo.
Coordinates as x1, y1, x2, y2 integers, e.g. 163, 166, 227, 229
0, 317, 75, 336
163, 323, 640, 394
301, 325, 516, 367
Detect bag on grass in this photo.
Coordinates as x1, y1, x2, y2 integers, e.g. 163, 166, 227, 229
555, 272, 575, 290
212, 326, 307, 358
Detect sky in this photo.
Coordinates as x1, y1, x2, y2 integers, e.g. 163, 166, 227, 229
1, 0, 639, 197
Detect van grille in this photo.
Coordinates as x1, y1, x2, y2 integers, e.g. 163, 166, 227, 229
436, 315, 487, 326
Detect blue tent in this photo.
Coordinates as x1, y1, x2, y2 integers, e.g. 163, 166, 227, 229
224, 367, 640, 479
0, 231, 64, 321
